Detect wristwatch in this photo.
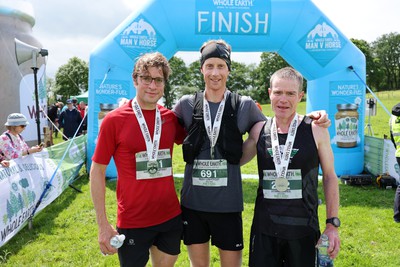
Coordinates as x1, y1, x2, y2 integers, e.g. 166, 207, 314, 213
326, 217, 341, 227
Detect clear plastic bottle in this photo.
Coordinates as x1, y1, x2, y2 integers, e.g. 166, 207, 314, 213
110, 234, 125, 249
318, 234, 333, 267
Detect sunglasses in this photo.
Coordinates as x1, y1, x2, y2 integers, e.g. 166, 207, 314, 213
19, 125, 26, 128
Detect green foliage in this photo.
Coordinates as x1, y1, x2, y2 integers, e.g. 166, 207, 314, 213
372, 32, 400, 90
227, 61, 252, 92
244, 52, 292, 103
351, 38, 382, 91
54, 57, 88, 100
187, 60, 204, 90
164, 57, 190, 109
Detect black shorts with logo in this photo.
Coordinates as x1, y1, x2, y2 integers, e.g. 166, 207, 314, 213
117, 215, 182, 267
181, 206, 243, 251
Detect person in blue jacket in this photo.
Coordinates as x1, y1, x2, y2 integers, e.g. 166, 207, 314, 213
58, 99, 82, 140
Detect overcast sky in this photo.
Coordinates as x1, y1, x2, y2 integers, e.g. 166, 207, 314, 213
28, 0, 400, 78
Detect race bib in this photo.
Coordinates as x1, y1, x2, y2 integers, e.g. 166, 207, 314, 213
262, 169, 303, 199
135, 149, 172, 180
192, 159, 228, 187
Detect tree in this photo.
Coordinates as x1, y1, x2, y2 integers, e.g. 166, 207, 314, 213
187, 61, 204, 90
250, 52, 289, 103
372, 32, 400, 90
164, 56, 189, 109
227, 61, 252, 92
351, 38, 382, 91
54, 57, 88, 99
45, 77, 56, 104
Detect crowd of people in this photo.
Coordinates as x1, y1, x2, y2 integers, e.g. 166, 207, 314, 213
0, 97, 87, 167
47, 97, 87, 140
90, 39, 342, 267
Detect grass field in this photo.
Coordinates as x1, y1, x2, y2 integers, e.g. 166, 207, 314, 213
1, 91, 399, 266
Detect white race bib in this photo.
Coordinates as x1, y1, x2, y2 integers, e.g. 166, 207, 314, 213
135, 149, 172, 180
262, 169, 303, 199
192, 159, 228, 187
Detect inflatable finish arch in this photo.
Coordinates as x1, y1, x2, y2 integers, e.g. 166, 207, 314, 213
88, 0, 366, 178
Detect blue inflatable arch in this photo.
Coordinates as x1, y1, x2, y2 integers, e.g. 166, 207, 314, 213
88, 0, 366, 178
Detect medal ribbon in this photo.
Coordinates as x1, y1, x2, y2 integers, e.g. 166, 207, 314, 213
203, 91, 227, 159
132, 98, 162, 162
270, 114, 299, 179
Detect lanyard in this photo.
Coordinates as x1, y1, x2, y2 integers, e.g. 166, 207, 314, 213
203, 91, 227, 159
270, 114, 299, 179
132, 98, 162, 162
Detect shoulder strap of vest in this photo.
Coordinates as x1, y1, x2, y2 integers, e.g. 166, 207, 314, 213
224, 92, 241, 117
193, 91, 204, 117
228, 91, 241, 116
263, 117, 272, 136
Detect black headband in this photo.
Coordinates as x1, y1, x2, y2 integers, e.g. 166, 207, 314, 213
200, 43, 231, 70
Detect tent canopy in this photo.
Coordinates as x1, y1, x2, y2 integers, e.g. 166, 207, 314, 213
72, 91, 88, 104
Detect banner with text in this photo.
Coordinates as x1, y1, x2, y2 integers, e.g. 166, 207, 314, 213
0, 135, 86, 247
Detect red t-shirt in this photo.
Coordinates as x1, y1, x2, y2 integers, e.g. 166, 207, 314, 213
92, 100, 185, 228
78, 107, 85, 118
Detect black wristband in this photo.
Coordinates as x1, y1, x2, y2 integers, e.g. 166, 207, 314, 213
27, 149, 30, 155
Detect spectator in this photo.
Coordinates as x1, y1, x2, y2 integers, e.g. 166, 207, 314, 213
78, 101, 86, 118
0, 113, 43, 161
72, 97, 78, 107
78, 101, 88, 134
58, 99, 82, 140
48, 102, 60, 139
55, 102, 63, 138
390, 102, 400, 223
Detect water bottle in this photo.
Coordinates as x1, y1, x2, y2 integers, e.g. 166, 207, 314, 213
110, 234, 125, 249
317, 234, 333, 267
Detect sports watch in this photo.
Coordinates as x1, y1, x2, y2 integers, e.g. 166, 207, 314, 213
326, 217, 341, 227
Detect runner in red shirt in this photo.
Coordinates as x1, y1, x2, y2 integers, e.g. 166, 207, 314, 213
90, 52, 186, 267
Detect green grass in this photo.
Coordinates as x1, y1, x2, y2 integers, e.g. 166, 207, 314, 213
1, 91, 399, 266
1, 177, 399, 266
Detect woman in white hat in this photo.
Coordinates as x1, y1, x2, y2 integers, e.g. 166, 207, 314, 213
0, 113, 43, 163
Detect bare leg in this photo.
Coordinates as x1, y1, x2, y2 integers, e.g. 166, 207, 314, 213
150, 245, 178, 267
187, 242, 210, 267
219, 249, 242, 267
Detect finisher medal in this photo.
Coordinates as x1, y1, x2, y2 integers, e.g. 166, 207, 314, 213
132, 98, 162, 178
275, 178, 289, 192
147, 161, 159, 174
270, 115, 299, 193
